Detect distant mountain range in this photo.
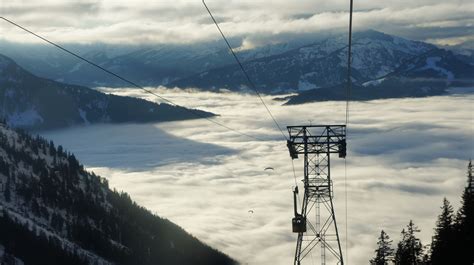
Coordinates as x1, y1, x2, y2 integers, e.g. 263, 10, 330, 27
1, 30, 473, 102
0, 38, 310, 88
172, 30, 435, 92
0, 54, 213, 130
285, 48, 474, 104
0, 125, 235, 265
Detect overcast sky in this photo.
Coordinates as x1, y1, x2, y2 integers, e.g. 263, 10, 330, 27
1, 0, 473, 47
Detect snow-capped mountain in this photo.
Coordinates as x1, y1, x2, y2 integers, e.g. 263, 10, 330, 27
0, 54, 214, 130
0, 37, 314, 88
388, 48, 474, 86
0, 125, 235, 265
284, 48, 474, 105
170, 30, 439, 93
2, 30, 471, 97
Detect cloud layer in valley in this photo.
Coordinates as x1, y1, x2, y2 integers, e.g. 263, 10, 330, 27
41, 88, 473, 265
1, 0, 473, 47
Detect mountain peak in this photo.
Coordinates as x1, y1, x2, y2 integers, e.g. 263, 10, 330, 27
170, 30, 440, 93
353, 29, 394, 41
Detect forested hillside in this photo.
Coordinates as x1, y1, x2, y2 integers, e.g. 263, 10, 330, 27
0, 124, 235, 265
0, 54, 214, 130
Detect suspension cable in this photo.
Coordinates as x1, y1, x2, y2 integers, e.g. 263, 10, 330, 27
344, 0, 354, 264
0, 16, 263, 142
202, 0, 288, 141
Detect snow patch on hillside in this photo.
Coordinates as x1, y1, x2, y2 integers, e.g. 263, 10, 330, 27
298, 72, 319, 91
419, 57, 455, 81
68, 62, 83, 73
78, 109, 90, 125
298, 79, 315, 91
363, 78, 386, 87
7, 109, 44, 127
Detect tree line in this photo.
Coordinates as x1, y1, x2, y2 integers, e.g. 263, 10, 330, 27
370, 161, 474, 264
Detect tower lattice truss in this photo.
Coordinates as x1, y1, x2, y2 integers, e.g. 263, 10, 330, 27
287, 125, 346, 265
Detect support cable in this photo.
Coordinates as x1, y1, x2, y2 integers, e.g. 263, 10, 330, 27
291, 159, 298, 187
344, 1, 354, 264
0, 16, 263, 142
201, 1, 301, 210
202, 0, 288, 141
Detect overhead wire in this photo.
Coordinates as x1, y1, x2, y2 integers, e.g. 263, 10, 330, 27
291, 159, 298, 187
203, 0, 354, 263
0, 16, 263, 142
203, 0, 353, 263
201, 0, 304, 208
345, 1, 353, 126
344, 0, 354, 264
202, 0, 288, 141
200, 0, 309, 220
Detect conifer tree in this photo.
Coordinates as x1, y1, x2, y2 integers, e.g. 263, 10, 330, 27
454, 160, 474, 264
370, 230, 394, 265
395, 220, 423, 265
430, 198, 454, 265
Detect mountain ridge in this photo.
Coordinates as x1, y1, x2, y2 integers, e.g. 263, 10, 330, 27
169, 30, 439, 93
0, 30, 456, 90
284, 48, 474, 104
2, 30, 472, 102
0, 54, 214, 130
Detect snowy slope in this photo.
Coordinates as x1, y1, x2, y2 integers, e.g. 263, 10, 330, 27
0, 125, 235, 265
284, 48, 474, 104
170, 30, 437, 93
1, 30, 469, 95
389, 48, 474, 86
0, 37, 316, 88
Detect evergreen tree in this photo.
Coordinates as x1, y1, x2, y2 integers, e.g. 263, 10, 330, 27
430, 198, 454, 265
454, 160, 474, 264
370, 230, 394, 265
395, 220, 423, 265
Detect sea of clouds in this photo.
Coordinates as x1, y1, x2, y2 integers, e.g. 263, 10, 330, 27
40, 88, 473, 265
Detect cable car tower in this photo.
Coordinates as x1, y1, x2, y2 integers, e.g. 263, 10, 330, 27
287, 125, 346, 265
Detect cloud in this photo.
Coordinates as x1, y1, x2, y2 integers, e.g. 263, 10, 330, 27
1, 0, 473, 47
40, 88, 473, 265
41, 122, 235, 171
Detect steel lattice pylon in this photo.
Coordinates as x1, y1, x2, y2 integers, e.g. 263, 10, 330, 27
287, 125, 346, 265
